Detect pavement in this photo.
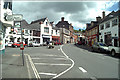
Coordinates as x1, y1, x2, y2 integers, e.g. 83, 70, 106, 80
1, 49, 36, 80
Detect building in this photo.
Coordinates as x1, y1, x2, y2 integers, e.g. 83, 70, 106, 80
5, 20, 31, 45
30, 17, 52, 45
69, 23, 74, 43
99, 10, 120, 47
0, 0, 13, 53
50, 22, 60, 44
85, 17, 101, 46
56, 17, 70, 44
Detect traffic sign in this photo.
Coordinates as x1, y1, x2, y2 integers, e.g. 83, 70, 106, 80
6, 14, 23, 21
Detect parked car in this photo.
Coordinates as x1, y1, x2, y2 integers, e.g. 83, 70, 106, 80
43, 42, 47, 46
29, 41, 40, 47
12, 42, 27, 48
47, 41, 54, 49
54, 41, 61, 45
8, 42, 13, 47
108, 45, 120, 56
91, 42, 109, 53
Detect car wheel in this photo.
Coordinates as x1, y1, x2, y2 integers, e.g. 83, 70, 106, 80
91, 47, 94, 52
111, 50, 116, 56
15, 45, 17, 48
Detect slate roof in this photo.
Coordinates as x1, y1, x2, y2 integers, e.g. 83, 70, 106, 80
100, 10, 120, 23
86, 21, 98, 31
31, 17, 47, 24
56, 21, 70, 30
27, 22, 41, 30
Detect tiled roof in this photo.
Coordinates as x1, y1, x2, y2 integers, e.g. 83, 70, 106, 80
31, 17, 47, 24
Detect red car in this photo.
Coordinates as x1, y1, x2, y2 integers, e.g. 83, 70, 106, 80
12, 42, 27, 48
54, 41, 61, 45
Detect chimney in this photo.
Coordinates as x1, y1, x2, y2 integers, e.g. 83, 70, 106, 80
61, 17, 64, 21
102, 11, 105, 19
96, 16, 101, 22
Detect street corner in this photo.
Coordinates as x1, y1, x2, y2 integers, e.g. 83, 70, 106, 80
2, 53, 36, 79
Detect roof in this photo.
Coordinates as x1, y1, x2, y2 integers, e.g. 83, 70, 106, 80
56, 21, 70, 30
27, 22, 41, 30
52, 26, 60, 30
31, 17, 47, 24
100, 10, 120, 23
86, 21, 98, 31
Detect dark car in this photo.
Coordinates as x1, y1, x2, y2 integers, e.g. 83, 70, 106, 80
91, 42, 109, 53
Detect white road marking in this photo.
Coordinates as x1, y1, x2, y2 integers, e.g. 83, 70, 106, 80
25, 55, 31, 79
26, 54, 41, 80
39, 72, 57, 76
34, 63, 71, 66
60, 45, 69, 58
40, 54, 65, 57
79, 67, 87, 73
58, 49, 60, 50
50, 45, 75, 80
31, 57, 69, 60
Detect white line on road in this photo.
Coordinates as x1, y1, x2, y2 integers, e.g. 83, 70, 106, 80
79, 67, 87, 73
39, 72, 57, 76
60, 45, 69, 58
34, 63, 71, 66
26, 54, 41, 80
31, 57, 69, 60
25, 55, 31, 79
50, 45, 75, 80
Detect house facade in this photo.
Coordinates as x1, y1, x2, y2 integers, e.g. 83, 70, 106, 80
85, 16, 102, 46
99, 10, 120, 47
0, 0, 13, 53
56, 17, 70, 44
5, 20, 31, 45
31, 17, 52, 45
51, 22, 60, 44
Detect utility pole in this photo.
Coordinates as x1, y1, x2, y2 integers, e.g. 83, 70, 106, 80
20, 21, 24, 66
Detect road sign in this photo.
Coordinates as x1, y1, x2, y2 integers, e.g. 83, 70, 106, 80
6, 14, 23, 21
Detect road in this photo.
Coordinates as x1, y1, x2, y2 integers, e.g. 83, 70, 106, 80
2, 44, 119, 80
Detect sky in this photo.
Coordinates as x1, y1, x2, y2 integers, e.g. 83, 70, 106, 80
12, 0, 119, 30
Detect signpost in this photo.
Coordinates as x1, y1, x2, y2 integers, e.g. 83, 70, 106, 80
6, 14, 24, 66
6, 14, 23, 21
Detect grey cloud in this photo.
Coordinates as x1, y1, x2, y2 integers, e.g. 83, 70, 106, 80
13, 1, 97, 29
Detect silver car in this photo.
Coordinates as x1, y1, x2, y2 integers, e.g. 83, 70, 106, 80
91, 42, 109, 53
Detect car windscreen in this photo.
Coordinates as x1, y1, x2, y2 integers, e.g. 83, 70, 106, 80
99, 43, 106, 46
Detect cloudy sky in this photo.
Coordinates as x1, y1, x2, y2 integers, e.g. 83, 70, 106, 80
12, 0, 119, 30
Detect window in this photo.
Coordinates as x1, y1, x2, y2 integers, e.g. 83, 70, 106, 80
112, 19, 118, 26
100, 25, 104, 30
51, 30, 53, 34
44, 27, 49, 33
56, 30, 57, 35
4, 2, 12, 10
25, 30, 28, 34
46, 22, 48, 26
105, 22, 110, 28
